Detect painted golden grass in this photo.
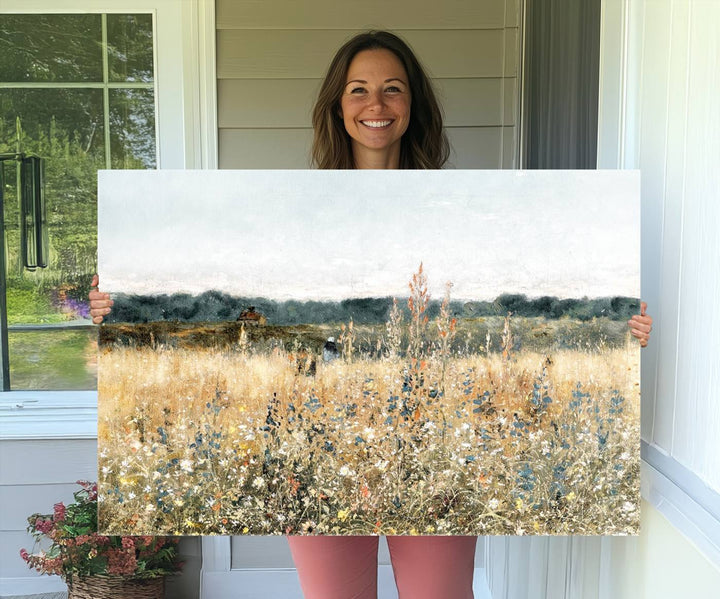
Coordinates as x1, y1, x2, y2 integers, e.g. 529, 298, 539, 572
98, 326, 639, 536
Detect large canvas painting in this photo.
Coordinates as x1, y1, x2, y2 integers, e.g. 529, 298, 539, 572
97, 170, 640, 536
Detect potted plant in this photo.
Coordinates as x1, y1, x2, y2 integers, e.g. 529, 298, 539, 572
20, 480, 182, 599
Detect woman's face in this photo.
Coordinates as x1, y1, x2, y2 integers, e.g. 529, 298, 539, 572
340, 49, 411, 167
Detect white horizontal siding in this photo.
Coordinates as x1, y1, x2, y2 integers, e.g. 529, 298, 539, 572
446, 127, 509, 168
0, 483, 87, 531
218, 128, 313, 169
0, 439, 96, 580
0, 440, 97, 485
216, 0, 516, 30
218, 126, 511, 170
218, 78, 517, 128
216, 0, 521, 170
217, 29, 514, 80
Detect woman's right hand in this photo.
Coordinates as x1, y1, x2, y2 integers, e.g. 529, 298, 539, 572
89, 274, 113, 324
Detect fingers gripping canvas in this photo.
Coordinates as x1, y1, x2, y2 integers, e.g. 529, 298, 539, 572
97, 170, 640, 536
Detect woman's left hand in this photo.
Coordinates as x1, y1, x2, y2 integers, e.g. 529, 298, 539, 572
628, 301, 653, 348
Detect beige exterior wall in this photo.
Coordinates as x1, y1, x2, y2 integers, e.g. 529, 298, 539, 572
603, 501, 720, 599
216, 0, 521, 169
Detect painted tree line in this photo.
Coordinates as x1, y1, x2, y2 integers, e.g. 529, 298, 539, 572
107, 291, 640, 326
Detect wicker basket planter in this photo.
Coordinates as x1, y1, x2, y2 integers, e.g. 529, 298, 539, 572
67, 575, 165, 599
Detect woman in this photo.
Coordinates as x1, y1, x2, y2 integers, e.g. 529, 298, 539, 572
90, 31, 653, 599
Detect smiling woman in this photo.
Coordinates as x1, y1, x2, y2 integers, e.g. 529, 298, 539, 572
311, 30, 448, 170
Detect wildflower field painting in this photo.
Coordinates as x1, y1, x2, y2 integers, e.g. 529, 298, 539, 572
97, 170, 640, 537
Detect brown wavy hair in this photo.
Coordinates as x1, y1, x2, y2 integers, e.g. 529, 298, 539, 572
311, 31, 449, 169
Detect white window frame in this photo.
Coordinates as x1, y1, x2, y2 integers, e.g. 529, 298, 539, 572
0, 0, 217, 440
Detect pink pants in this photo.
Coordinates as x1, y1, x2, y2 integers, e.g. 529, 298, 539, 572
287, 536, 477, 599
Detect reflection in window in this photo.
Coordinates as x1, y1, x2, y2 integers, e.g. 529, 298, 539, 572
110, 89, 156, 169
107, 14, 154, 83
0, 14, 103, 83
0, 13, 156, 390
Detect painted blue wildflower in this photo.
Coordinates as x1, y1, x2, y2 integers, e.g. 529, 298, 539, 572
157, 426, 168, 444
387, 395, 398, 412
304, 395, 321, 414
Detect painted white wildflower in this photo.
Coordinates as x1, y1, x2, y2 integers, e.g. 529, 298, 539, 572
252, 476, 265, 489
180, 459, 194, 472
363, 427, 376, 440
488, 498, 500, 510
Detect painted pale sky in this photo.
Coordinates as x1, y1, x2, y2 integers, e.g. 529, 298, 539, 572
99, 170, 640, 301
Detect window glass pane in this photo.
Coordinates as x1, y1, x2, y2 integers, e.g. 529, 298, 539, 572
107, 14, 154, 83
1, 88, 104, 283
0, 14, 102, 82
9, 330, 97, 390
2, 89, 103, 390
0, 88, 106, 161
109, 89, 156, 169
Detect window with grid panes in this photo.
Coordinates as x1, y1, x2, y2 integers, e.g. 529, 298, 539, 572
0, 13, 156, 389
